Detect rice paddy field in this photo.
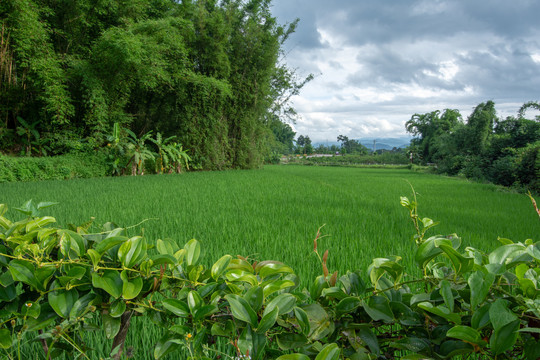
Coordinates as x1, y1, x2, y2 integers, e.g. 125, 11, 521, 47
0, 165, 538, 359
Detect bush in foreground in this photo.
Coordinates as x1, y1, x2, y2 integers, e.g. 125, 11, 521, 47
0, 197, 538, 359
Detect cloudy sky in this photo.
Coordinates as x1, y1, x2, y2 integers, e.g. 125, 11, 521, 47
270, 0, 540, 143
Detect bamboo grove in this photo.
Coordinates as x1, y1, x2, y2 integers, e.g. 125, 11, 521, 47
0, 0, 307, 169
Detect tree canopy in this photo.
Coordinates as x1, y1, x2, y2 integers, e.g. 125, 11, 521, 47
406, 101, 540, 192
0, 0, 310, 169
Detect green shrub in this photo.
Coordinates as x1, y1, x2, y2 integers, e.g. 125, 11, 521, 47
0, 195, 538, 359
0, 153, 108, 183
515, 142, 540, 192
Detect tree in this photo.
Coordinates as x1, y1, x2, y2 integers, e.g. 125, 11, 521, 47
0, 0, 307, 170
268, 115, 296, 154
405, 109, 462, 163
303, 135, 313, 154
465, 100, 496, 155
337, 135, 368, 155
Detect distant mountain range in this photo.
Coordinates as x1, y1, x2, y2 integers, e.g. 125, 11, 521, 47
314, 137, 412, 150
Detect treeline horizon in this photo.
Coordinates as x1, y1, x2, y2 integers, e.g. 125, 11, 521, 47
405, 100, 539, 192
0, 0, 310, 169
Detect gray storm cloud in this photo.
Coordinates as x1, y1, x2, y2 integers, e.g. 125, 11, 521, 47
271, 0, 540, 142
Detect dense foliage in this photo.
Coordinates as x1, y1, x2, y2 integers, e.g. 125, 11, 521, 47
0, 153, 108, 182
0, 0, 308, 169
0, 195, 538, 359
405, 101, 540, 192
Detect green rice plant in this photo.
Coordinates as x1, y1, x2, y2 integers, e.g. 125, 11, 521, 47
0, 165, 537, 358
0, 192, 538, 359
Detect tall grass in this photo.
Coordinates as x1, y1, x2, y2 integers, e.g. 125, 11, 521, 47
1, 165, 537, 358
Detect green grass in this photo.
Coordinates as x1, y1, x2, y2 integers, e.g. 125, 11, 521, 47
1, 165, 538, 359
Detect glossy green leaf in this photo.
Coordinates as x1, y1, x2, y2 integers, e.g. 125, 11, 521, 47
225, 294, 258, 328
303, 303, 332, 341
154, 334, 180, 360
262, 279, 295, 298
156, 238, 178, 255
276, 355, 310, 360
489, 299, 517, 332
237, 325, 266, 360
211, 254, 232, 280
184, 239, 200, 266
488, 244, 525, 265
468, 270, 495, 310
471, 303, 491, 329
87, 249, 101, 269
244, 286, 264, 312
440, 280, 454, 313
258, 261, 294, 279
257, 306, 278, 333
194, 304, 218, 321
225, 269, 258, 286
276, 333, 309, 350
34, 265, 56, 291
102, 313, 121, 339
321, 287, 348, 300
310, 275, 329, 300
0, 328, 11, 349
414, 236, 446, 268
336, 296, 361, 315
91, 270, 123, 299
188, 264, 204, 282
490, 319, 520, 355
390, 337, 430, 352
363, 296, 394, 322
188, 290, 203, 314
58, 230, 86, 257
227, 258, 254, 273
368, 257, 403, 287
315, 343, 340, 360
447, 325, 485, 346
0, 283, 16, 302
264, 293, 296, 316
110, 300, 127, 318
437, 340, 474, 358
94, 235, 128, 254
438, 244, 474, 275
66, 266, 87, 280
196, 283, 217, 300
356, 324, 380, 355
8, 259, 38, 289
150, 254, 177, 266
69, 293, 96, 319
48, 284, 78, 318
0, 270, 13, 286
162, 299, 189, 317
294, 306, 310, 336
26, 216, 55, 233
120, 271, 143, 300
36, 201, 58, 211
417, 302, 461, 324
526, 243, 540, 260
118, 236, 146, 268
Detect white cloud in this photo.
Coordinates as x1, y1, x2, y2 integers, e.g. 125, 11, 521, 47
272, 0, 540, 142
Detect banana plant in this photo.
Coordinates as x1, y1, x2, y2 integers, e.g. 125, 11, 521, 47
166, 142, 191, 173
125, 129, 155, 175
16, 116, 45, 156
150, 132, 177, 174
